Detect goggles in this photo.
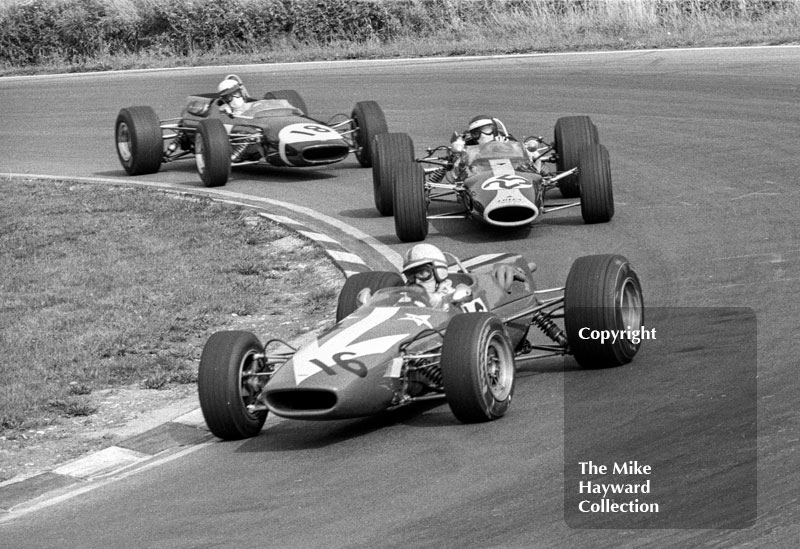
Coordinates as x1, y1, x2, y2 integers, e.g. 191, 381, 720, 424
470, 126, 494, 139
406, 264, 435, 283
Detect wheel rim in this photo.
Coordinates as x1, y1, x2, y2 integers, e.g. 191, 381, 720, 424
195, 134, 206, 175
483, 333, 514, 401
117, 122, 132, 163
238, 350, 266, 418
618, 276, 643, 329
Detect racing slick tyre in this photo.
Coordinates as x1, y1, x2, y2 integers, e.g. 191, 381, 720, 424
115, 106, 163, 175
577, 144, 614, 223
335, 271, 405, 322
198, 330, 269, 440
441, 313, 515, 423
371, 132, 415, 216
352, 101, 388, 167
564, 254, 644, 369
263, 89, 308, 116
195, 118, 231, 187
554, 115, 599, 199
393, 161, 428, 242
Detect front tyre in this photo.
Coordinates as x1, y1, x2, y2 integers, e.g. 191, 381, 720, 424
578, 144, 614, 223
115, 106, 163, 175
198, 331, 269, 440
352, 101, 388, 167
336, 271, 405, 322
564, 254, 644, 369
441, 313, 515, 423
393, 161, 428, 242
554, 115, 598, 198
195, 118, 231, 187
371, 132, 415, 216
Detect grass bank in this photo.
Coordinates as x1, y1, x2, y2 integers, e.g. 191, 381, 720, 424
1, 0, 798, 76
0, 178, 341, 433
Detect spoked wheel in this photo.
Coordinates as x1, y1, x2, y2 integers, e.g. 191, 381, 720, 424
198, 331, 269, 440
564, 254, 644, 368
441, 313, 516, 423
115, 106, 163, 175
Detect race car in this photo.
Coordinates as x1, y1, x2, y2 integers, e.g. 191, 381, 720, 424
197, 252, 643, 440
114, 74, 388, 187
370, 116, 613, 242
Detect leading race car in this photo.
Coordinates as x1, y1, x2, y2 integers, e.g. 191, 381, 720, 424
197, 252, 644, 440
115, 74, 388, 187
371, 116, 613, 242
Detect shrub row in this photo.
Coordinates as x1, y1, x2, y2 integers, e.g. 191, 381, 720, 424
0, 0, 795, 66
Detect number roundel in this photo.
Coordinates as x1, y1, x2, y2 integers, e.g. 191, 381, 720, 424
481, 174, 532, 191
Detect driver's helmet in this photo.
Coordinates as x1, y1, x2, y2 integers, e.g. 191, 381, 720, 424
217, 76, 246, 111
467, 115, 498, 145
402, 244, 449, 288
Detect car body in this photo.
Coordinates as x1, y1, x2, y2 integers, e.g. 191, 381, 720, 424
371, 115, 614, 242
115, 75, 388, 187
198, 252, 644, 440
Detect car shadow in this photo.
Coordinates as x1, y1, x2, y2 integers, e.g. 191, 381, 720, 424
234, 398, 454, 453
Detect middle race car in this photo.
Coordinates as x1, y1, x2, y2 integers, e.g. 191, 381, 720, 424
115, 74, 388, 187
370, 115, 614, 242
197, 252, 644, 441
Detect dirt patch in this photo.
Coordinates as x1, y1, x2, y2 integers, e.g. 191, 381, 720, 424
0, 384, 200, 482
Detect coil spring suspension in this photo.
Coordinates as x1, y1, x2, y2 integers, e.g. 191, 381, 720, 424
531, 311, 568, 346
428, 167, 446, 184
414, 363, 442, 387
230, 143, 248, 161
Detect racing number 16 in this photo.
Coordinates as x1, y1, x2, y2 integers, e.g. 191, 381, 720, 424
290, 125, 332, 136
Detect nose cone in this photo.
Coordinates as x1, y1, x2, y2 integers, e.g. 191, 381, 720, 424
483, 189, 540, 226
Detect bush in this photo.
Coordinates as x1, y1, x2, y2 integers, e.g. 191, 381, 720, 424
0, 0, 797, 68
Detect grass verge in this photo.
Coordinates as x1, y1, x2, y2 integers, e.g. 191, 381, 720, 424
0, 178, 342, 435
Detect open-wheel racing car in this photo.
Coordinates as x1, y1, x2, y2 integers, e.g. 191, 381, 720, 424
197, 251, 644, 440
115, 74, 388, 187
371, 115, 614, 242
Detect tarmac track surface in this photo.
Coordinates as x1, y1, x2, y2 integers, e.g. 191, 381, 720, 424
0, 47, 798, 547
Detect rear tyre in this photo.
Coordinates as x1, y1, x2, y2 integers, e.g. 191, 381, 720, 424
578, 144, 614, 223
195, 118, 231, 187
554, 115, 598, 198
393, 161, 428, 242
441, 313, 515, 423
336, 271, 405, 322
371, 132, 415, 216
198, 331, 269, 440
352, 101, 388, 167
263, 90, 308, 116
115, 106, 163, 175
564, 254, 644, 369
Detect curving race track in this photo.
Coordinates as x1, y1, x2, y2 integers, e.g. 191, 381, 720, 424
1, 46, 799, 546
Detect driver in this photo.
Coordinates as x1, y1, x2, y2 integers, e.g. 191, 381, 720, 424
402, 243, 455, 307
217, 75, 250, 116
402, 244, 527, 307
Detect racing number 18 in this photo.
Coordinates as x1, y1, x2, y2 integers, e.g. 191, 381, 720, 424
290, 125, 332, 136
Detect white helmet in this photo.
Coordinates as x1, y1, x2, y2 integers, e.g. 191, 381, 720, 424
217, 78, 241, 97
402, 244, 449, 282
468, 115, 496, 145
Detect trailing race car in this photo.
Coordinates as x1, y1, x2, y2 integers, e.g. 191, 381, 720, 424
197, 252, 643, 440
115, 74, 388, 187
371, 116, 613, 242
